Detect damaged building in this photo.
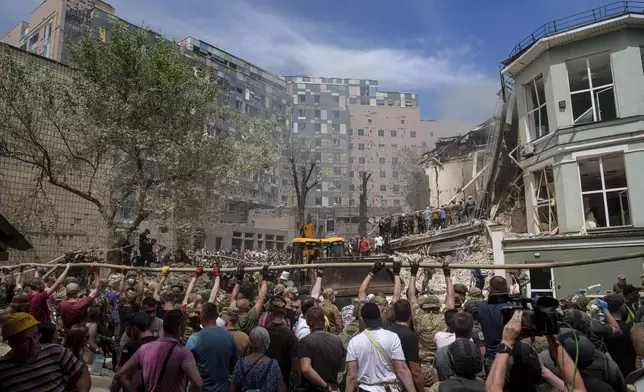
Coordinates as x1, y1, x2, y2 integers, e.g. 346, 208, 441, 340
415, 4, 644, 298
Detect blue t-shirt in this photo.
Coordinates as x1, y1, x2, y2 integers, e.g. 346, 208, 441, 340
187, 327, 238, 392
477, 301, 514, 362
107, 291, 118, 309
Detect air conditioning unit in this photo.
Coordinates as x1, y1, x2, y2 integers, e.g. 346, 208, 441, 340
519, 142, 536, 158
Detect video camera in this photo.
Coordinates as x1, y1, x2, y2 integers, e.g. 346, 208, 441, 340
488, 292, 560, 337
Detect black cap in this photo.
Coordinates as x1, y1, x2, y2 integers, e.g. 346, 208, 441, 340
361, 302, 382, 329
507, 342, 542, 386
559, 328, 595, 368
447, 339, 482, 378
130, 312, 151, 331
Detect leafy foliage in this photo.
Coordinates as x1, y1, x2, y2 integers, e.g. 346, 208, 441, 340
0, 23, 278, 248
392, 147, 430, 211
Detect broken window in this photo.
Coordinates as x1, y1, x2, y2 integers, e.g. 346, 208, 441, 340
525, 74, 549, 140
567, 52, 616, 124
578, 152, 630, 228
533, 166, 558, 234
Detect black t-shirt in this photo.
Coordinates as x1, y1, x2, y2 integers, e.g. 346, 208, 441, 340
605, 320, 636, 376
119, 335, 158, 366
580, 374, 617, 392
438, 378, 485, 392
478, 301, 514, 362
265, 322, 297, 387
388, 323, 420, 364
297, 330, 346, 390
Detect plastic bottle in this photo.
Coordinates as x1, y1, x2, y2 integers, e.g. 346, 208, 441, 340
89, 354, 105, 376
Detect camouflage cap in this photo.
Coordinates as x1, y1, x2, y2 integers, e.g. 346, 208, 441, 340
269, 297, 287, 312
125, 290, 138, 303
273, 284, 285, 297
453, 283, 469, 296
469, 287, 483, 299
454, 293, 465, 308
323, 288, 336, 298
285, 298, 294, 311
419, 295, 441, 310
220, 306, 239, 322
570, 294, 588, 311
374, 295, 388, 306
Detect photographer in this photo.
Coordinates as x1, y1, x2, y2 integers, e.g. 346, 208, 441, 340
486, 311, 586, 392
477, 276, 514, 370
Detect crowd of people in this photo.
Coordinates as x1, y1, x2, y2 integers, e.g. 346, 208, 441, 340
0, 258, 643, 392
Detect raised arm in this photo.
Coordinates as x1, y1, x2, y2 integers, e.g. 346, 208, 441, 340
392, 260, 402, 303
208, 265, 221, 304
183, 267, 202, 306
229, 266, 244, 308
45, 264, 70, 297
596, 299, 622, 337
253, 266, 269, 315
443, 261, 454, 310
546, 335, 587, 392
153, 266, 169, 302
89, 265, 100, 299
359, 261, 384, 302
406, 261, 420, 304
118, 267, 127, 299
310, 267, 323, 300
15, 267, 24, 292
137, 268, 144, 304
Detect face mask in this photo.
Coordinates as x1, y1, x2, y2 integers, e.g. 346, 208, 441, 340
174, 291, 181, 299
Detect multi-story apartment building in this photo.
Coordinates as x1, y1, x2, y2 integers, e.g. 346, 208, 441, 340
1, 0, 114, 62
499, 3, 644, 297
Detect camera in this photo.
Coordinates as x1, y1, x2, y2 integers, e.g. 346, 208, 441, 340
489, 292, 560, 337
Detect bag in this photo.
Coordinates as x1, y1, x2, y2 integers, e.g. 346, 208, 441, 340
362, 331, 402, 391
237, 357, 273, 392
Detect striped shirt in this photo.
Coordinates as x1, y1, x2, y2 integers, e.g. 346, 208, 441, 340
0, 344, 84, 392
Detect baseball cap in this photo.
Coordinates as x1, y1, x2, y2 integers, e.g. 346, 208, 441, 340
623, 284, 638, 296
507, 342, 542, 387
221, 307, 239, 322
65, 282, 80, 295
269, 298, 287, 313
469, 287, 483, 299
454, 283, 469, 296
273, 284, 285, 297
447, 339, 483, 378
419, 295, 441, 310
463, 300, 480, 318
559, 328, 595, 367
618, 274, 626, 280
2, 312, 39, 339
361, 302, 382, 329
562, 309, 592, 336
373, 295, 388, 306
323, 288, 335, 298
130, 312, 151, 331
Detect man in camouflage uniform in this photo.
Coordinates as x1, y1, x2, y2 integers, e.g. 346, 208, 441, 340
339, 300, 360, 349
407, 260, 454, 389
320, 288, 342, 334
468, 287, 483, 301
357, 260, 401, 330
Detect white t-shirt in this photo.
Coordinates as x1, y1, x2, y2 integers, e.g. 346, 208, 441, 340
346, 328, 405, 392
295, 316, 310, 340
375, 237, 383, 247
434, 331, 455, 349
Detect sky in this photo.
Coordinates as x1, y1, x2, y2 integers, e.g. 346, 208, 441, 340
0, 0, 612, 123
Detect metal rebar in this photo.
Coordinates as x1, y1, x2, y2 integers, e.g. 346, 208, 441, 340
5, 251, 644, 273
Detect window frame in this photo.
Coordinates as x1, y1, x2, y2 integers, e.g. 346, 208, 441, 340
524, 74, 549, 140
566, 51, 617, 125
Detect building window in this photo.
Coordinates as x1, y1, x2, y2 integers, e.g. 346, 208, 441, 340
358, 129, 365, 136
578, 152, 630, 228
315, 139, 321, 147
348, 128, 353, 136
349, 171, 354, 178
378, 129, 385, 137
379, 157, 385, 165
358, 143, 365, 150
392, 144, 398, 152
333, 110, 340, 118
332, 96, 339, 104
299, 122, 306, 132
379, 144, 385, 152
29, 32, 39, 52
393, 171, 399, 179
359, 157, 365, 164
314, 109, 321, 118
393, 184, 400, 193
410, 131, 416, 138
315, 197, 322, 206
381, 199, 388, 207
566, 52, 616, 124
391, 130, 397, 137
392, 157, 398, 165
401, 119, 405, 125
315, 152, 321, 162
422, 142, 427, 148
525, 74, 549, 140
348, 143, 353, 150
315, 123, 321, 133
333, 153, 341, 161
298, 109, 306, 118
332, 138, 340, 147
380, 170, 386, 178
350, 199, 355, 207
349, 184, 355, 192
394, 199, 401, 206
333, 167, 341, 175
380, 184, 387, 192
368, 119, 373, 124
314, 95, 320, 104
298, 94, 306, 103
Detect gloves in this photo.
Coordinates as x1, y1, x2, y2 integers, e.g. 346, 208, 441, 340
392, 260, 402, 276
442, 261, 451, 277
317, 267, 324, 278
194, 267, 203, 279
371, 261, 384, 276
596, 299, 608, 311
410, 261, 420, 277
213, 266, 220, 277
161, 266, 169, 278
236, 266, 245, 283
261, 265, 271, 280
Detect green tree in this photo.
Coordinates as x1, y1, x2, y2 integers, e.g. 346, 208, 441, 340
0, 24, 277, 260
392, 147, 430, 211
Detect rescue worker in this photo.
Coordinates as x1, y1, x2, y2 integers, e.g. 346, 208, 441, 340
320, 288, 342, 334
465, 195, 476, 221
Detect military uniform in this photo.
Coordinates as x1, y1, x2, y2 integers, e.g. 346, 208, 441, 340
374, 296, 395, 329
320, 299, 342, 334
340, 322, 360, 349
412, 295, 448, 388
